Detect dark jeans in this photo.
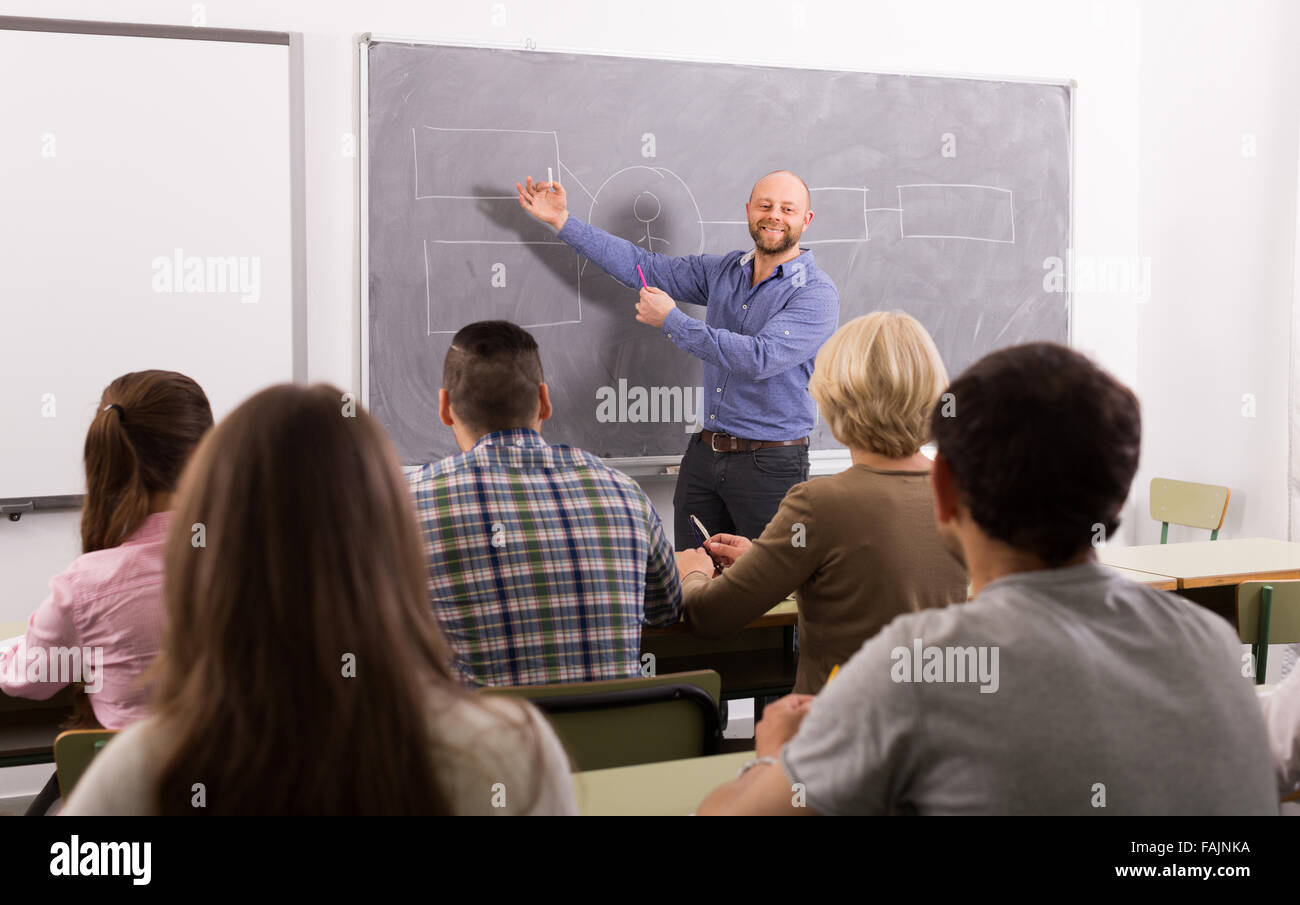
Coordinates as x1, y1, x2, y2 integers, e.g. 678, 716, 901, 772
673, 432, 810, 703
672, 432, 810, 549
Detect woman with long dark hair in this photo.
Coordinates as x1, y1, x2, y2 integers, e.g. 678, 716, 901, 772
64, 384, 575, 815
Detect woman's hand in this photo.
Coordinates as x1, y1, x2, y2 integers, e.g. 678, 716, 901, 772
705, 533, 751, 567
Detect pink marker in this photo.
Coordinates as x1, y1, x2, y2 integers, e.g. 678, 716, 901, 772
636, 265, 648, 288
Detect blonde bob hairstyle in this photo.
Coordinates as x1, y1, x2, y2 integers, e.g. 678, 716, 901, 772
809, 311, 948, 458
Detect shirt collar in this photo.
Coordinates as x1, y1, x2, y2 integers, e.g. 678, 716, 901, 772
473, 427, 548, 450
979, 560, 1113, 595
740, 247, 814, 277
123, 510, 172, 545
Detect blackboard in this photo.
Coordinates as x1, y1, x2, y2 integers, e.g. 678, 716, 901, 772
361, 40, 1071, 463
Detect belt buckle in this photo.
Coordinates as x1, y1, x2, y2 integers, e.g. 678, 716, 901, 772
710, 432, 731, 453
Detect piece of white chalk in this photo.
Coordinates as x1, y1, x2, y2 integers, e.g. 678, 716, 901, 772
548, 166, 554, 191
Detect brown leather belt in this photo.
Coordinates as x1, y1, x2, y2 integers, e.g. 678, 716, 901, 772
701, 429, 810, 453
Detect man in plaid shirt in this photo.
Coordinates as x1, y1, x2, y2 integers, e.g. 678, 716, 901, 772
408, 320, 683, 687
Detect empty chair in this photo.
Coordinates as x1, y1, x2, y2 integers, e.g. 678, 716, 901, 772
482, 669, 721, 771
1237, 582, 1300, 685
1150, 477, 1230, 543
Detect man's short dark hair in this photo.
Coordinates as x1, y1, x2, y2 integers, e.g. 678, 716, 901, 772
930, 343, 1141, 566
443, 321, 544, 433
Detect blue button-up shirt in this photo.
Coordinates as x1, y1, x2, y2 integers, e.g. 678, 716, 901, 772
557, 217, 840, 441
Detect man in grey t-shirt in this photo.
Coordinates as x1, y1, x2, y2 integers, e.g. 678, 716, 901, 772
697, 343, 1277, 816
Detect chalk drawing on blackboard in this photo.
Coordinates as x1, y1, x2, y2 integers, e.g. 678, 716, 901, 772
412, 125, 561, 200
896, 184, 1015, 243
558, 160, 594, 201
408, 126, 1016, 335
801, 187, 870, 245
588, 166, 706, 277
424, 237, 583, 334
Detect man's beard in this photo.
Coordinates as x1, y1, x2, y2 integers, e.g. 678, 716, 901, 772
748, 222, 800, 255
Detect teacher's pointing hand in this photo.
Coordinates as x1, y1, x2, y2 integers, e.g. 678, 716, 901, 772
515, 176, 569, 231
636, 286, 676, 328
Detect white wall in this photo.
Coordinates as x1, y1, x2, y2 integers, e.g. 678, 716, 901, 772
1134, 0, 1299, 544
1, 0, 1297, 791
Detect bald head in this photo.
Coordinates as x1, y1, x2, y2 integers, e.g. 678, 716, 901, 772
746, 170, 813, 257
750, 170, 811, 211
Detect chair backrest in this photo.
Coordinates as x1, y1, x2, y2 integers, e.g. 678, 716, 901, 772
481, 669, 722, 771
54, 729, 118, 797
1236, 581, 1300, 684
1149, 477, 1230, 542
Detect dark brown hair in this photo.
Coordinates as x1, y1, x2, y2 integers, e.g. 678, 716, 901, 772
81, 371, 213, 553
151, 384, 539, 815
442, 321, 544, 434
930, 343, 1141, 566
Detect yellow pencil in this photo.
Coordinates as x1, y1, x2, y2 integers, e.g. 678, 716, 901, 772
827, 664, 840, 684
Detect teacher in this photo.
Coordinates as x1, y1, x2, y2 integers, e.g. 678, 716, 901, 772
516, 170, 840, 549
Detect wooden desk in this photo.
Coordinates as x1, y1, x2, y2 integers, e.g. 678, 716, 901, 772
649, 598, 797, 634
574, 750, 751, 815
0, 688, 75, 768
744, 599, 798, 628
644, 598, 799, 700
1098, 538, 1300, 589
1106, 565, 1178, 591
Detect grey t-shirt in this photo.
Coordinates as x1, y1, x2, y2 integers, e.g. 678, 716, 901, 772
781, 561, 1277, 815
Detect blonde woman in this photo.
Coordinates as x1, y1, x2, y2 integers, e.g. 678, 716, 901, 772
676, 311, 969, 693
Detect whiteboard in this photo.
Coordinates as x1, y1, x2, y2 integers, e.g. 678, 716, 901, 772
0, 18, 304, 504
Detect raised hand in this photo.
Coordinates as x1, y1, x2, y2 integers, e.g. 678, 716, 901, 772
515, 176, 569, 230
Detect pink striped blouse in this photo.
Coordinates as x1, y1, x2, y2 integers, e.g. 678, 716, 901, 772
0, 512, 170, 729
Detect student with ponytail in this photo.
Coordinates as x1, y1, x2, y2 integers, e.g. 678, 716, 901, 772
0, 370, 213, 729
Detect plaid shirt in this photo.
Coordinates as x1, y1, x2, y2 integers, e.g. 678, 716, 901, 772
408, 428, 682, 687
